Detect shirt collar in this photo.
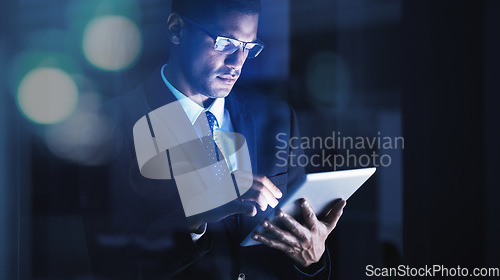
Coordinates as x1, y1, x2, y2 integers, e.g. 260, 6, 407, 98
161, 64, 225, 126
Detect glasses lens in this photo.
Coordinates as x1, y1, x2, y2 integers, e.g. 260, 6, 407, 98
214, 37, 239, 54
245, 43, 264, 58
214, 37, 264, 58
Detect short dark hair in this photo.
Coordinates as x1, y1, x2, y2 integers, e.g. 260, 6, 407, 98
171, 0, 261, 22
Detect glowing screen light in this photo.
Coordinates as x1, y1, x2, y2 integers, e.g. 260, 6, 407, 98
82, 15, 142, 71
17, 68, 79, 124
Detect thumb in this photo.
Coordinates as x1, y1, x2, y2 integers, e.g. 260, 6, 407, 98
228, 199, 257, 217
324, 199, 346, 231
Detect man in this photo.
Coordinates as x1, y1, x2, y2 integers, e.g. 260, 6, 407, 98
80, 0, 345, 279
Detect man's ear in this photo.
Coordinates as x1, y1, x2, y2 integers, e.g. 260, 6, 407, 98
167, 12, 183, 45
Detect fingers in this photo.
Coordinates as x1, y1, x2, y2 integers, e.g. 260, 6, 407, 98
260, 220, 301, 248
240, 175, 282, 211
241, 186, 275, 211
252, 232, 297, 255
274, 209, 309, 240
233, 172, 282, 198
259, 176, 283, 199
258, 184, 279, 211
299, 199, 320, 230
324, 199, 346, 231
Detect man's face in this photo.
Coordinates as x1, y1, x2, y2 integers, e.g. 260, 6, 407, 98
177, 10, 259, 100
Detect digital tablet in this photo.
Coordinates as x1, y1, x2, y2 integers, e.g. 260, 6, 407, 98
240, 167, 376, 247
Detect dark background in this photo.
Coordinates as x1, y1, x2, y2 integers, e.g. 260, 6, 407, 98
1, 0, 499, 279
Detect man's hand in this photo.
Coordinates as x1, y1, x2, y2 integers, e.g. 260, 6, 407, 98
252, 198, 346, 267
187, 175, 282, 232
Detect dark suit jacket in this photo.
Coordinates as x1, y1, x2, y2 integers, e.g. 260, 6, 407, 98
80, 68, 331, 280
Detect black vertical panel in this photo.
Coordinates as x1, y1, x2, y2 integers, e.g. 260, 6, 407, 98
2, 0, 21, 279
484, 0, 500, 268
403, 0, 485, 267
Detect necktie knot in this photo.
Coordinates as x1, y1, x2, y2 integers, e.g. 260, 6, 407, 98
200, 111, 222, 163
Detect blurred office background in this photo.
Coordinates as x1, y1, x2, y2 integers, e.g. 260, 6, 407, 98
1, 0, 499, 279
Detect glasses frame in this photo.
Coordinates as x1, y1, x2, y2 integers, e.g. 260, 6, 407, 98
181, 16, 265, 59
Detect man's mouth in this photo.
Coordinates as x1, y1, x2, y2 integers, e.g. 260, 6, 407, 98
217, 74, 238, 84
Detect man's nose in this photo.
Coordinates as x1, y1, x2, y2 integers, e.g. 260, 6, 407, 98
224, 46, 247, 71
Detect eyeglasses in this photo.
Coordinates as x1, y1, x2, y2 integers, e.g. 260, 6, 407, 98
182, 16, 265, 59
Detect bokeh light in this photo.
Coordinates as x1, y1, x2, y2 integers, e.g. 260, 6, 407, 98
45, 107, 114, 166
17, 67, 79, 124
82, 15, 142, 71
43, 76, 116, 166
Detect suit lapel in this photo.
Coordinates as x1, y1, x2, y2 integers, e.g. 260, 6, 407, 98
142, 66, 201, 158
226, 92, 258, 174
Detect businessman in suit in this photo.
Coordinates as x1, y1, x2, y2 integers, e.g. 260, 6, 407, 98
80, 0, 346, 279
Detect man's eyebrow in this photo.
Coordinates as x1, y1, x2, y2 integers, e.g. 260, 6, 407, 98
216, 31, 259, 43
223, 35, 259, 43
